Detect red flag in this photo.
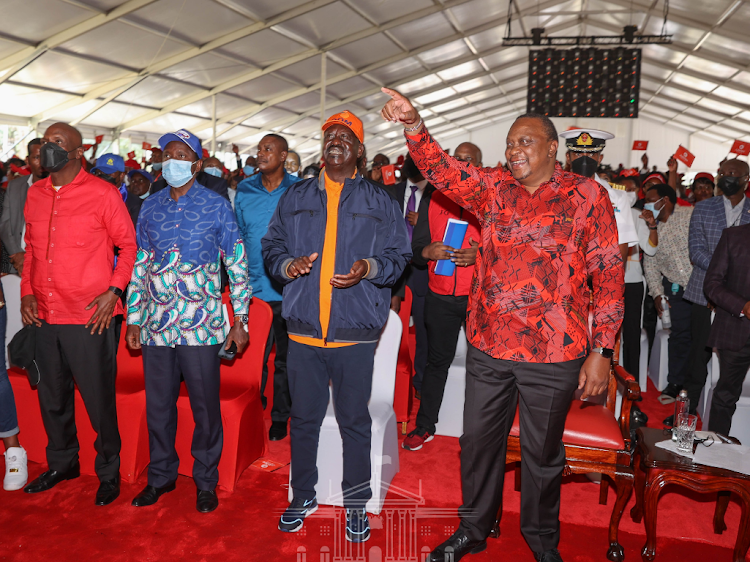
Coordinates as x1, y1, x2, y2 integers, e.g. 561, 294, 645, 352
674, 145, 695, 167
730, 139, 750, 156
142, 141, 152, 150
381, 164, 396, 185
632, 140, 648, 151
127, 151, 136, 159
82, 144, 92, 151
95, 134, 104, 144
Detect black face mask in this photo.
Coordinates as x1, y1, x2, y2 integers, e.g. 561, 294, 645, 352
718, 175, 743, 197
570, 155, 598, 178
40, 142, 77, 173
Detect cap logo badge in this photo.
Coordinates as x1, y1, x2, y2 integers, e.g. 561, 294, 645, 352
176, 130, 190, 140
577, 133, 593, 146
107, 158, 113, 165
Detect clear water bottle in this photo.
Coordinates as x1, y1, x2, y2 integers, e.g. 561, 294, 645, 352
672, 390, 689, 439
660, 295, 672, 329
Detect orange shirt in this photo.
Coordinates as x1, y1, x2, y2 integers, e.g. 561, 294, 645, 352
289, 172, 356, 348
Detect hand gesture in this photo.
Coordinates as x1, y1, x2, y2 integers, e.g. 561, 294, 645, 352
578, 352, 611, 400
225, 322, 249, 354
667, 156, 677, 174
654, 295, 670, 317
406, 211, 419, 226
85, 290, 120, 335
422, 242, 453, 261
639, 209, 657, 228
451, 238, 479, 267
380, 88, 420, 126
331, 259, 369, 289
126, 325, 141, 349
641, 153, 648, 166
287, 253, 319, 278
743, 301, 750, 318
21, 295, 41, 327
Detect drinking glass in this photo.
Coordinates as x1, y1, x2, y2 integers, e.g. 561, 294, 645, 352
675, 413, 698, 453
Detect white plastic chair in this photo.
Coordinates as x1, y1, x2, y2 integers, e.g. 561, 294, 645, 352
434, 326, 468, 438
648, 317, 670, 392
288, 310, 402, 514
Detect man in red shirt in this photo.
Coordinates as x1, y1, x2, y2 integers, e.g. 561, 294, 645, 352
381, 90, 624, 562
20, 123, 137, 506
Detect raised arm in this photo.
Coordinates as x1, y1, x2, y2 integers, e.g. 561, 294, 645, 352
380, 87, 495, 217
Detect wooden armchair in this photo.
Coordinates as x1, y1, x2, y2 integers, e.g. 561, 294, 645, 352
493, 357, 641, 561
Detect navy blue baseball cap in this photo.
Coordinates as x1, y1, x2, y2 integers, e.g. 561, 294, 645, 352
91, 153, 125, 175
128, 168, 154, 183
158, 129, 202, 157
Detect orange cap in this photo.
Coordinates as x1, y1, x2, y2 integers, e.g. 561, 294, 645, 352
322, 110, 364, 144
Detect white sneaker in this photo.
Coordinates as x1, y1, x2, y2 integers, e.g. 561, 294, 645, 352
4, 447, 28, 491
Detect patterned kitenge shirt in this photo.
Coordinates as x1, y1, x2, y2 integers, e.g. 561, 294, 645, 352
127, 182, 251, 346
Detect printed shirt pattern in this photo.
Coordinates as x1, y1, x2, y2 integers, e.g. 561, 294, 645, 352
127, 182, 250, 346
406, 128, 624, 363
643, 205, 693, 299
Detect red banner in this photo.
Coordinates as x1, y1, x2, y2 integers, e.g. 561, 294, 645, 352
730, 139, 750, 156
142, 141, 152, 150
82, 144, 92, 151
127, 151, 136, 159
674, 145, 695, 168
95, 134, 104, 144
632, 140, 648, 151
381, 164, 396, 185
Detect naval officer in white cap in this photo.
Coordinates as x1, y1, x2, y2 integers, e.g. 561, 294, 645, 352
559, 128, 638, 261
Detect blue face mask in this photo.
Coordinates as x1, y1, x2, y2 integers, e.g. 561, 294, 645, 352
643, 199, 663, 220
243, 165, 255, 176
152, 162, 162, 171
289, 170, 299, 177
162, 159, 195, 187
204, 166, 222, 178
139, 191, 150, 200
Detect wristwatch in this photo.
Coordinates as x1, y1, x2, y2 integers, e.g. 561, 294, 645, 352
109, 286, 123, 297
592, 346, 614, 359
234, 314, 249, 324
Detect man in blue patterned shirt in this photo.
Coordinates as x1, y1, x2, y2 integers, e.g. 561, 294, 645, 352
125, 129, 250, 513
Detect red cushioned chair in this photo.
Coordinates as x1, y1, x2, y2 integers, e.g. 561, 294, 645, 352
495, 353, 640, 562
173, 295, 272, 492
9, 319, 149, 483
393, 286, 413, 434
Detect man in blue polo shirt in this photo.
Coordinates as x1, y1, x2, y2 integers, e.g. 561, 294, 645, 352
235, 133, 300, 441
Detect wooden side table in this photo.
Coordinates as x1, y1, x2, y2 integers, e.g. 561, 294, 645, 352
630, 427, 750, 562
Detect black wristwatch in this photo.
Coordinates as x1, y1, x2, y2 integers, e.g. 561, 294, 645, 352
592, 346, 614, 359
109, 286, 123, 297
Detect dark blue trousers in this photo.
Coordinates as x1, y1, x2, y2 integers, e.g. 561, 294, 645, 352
287, 340, 376, 509
142, 344, 222, 490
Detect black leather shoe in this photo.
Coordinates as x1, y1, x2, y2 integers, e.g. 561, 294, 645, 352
269, 421, 288, 441
196, 489, 219, 513
95, 475, 120, 506
428, 530, 487, 562
23, 465, 80, 493
131, 482, 176, 507
535, 548, 564, 562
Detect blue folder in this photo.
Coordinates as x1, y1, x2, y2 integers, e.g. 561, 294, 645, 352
435, 219, 469, 276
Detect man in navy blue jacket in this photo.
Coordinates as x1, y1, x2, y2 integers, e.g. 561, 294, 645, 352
262, 111, 411, 543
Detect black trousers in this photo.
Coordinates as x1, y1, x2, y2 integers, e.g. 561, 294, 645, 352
683, 304, 714, 414
457, 344, 583, 553
36, 321, 120, 481
287, 340, 376, 508
260, 301, 291, 422
142, 344, 222, 490
415, 291, 468, 434
622, 281, 644, 376
407, 270, 429, 392
663, 279, 692, 387
708, 336, 750, 436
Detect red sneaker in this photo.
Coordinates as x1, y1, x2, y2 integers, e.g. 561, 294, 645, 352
402, 428, 434, 451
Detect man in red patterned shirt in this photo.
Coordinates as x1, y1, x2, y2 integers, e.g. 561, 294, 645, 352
381, 89, 624, 562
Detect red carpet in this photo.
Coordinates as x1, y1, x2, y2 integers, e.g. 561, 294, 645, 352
1, 349, 744, 561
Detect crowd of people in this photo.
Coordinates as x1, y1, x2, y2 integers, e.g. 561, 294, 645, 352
0, 85, 748, 562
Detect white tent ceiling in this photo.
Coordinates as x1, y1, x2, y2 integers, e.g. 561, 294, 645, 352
3, 0, 750, 162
